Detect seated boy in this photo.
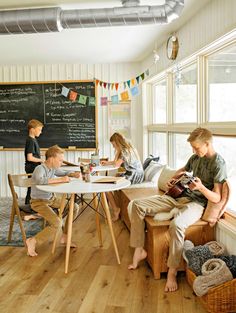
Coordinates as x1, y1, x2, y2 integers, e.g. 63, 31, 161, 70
128, 128, 227, 292
26, 145, 80, 257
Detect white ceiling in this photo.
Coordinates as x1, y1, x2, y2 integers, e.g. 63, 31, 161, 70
0, 0, 211, 65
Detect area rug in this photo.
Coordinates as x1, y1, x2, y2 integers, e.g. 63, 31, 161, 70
0, 198, 44, 247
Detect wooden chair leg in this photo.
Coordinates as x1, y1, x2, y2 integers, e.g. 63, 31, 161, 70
16, 207, 27, 247
8, 204, 16, 243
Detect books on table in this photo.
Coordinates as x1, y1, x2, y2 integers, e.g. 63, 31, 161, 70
93, 176, 126, 184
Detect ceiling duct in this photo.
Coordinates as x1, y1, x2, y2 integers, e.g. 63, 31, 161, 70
0, 0, 184, 35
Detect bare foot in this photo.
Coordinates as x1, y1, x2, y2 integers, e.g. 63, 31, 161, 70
24, 214, 41, 221
112, 208, 121, 222
60, 234, 77, 248
26, 237, 38, 257
164, 268, 178, 292
128, 247, 147, 270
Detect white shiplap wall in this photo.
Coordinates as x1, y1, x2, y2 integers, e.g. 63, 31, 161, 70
142, 0, 236, 74
0, 62, 141, 197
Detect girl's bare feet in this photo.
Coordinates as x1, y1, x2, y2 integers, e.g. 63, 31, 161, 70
26, 237, 38, 257
128, 247, 147, 269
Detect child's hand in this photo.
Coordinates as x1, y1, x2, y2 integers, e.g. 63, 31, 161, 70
61, 176, 70, 183
100, 160, 108, 166
69, 171, 80, 178
166, 178, 177, 189
188, 177, 202, 191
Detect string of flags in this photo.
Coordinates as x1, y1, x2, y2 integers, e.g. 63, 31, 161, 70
60, 68, 150, 106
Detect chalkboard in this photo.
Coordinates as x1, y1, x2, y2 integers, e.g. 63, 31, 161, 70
0, 81, 97, 149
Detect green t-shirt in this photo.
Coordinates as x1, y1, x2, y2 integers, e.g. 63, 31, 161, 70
181, 153, 227, 207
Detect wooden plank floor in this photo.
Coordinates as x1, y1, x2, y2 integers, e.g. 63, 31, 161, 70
0, 208, 206, 313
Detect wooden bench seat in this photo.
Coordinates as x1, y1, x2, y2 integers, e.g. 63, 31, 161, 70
116, 187, 215, 279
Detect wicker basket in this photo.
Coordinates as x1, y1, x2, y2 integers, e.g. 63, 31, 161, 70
186, 268, 236, 313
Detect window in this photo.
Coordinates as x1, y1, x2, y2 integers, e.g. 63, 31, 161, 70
173, 133, 192, 169
153, 79, 167, 124
148, 132, 167, 164
173, 63, 197, 123
208, 44, 236, 122
145, 36, 236, 216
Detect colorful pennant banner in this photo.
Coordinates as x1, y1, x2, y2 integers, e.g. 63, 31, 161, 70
94, 68, 150, 91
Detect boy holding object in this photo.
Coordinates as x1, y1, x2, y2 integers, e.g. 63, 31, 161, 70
26, 145, 80, 257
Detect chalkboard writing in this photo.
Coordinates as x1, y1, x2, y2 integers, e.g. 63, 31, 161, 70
0, 81, 96, 149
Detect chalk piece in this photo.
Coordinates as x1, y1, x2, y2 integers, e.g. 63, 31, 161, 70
68, 146, 76, 150
0, 146, 3, 149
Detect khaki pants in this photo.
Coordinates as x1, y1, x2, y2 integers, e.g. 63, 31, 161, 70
30, 196, 79, 245
129, 195, 204, 268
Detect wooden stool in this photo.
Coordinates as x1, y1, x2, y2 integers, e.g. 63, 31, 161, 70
145, 217, 215, 279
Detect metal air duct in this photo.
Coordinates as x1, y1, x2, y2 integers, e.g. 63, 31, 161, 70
0, 0, 184, 35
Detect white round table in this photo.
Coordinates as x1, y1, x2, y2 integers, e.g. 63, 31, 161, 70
36, 176, 130, 273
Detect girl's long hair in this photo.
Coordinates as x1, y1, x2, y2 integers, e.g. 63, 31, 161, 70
110, 132, 133, 159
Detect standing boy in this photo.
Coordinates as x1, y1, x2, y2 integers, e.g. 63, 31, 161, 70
128, 128, 227, 292
24, 119, 44, 204
26, 145, 80, 257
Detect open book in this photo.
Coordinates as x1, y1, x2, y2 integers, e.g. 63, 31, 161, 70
93, 176, 126, 184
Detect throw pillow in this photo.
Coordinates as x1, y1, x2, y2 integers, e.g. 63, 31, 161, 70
144, 161, 164, 183
202, 180, 230, 227
158, 165, 176, 192
143, 155, 160, 170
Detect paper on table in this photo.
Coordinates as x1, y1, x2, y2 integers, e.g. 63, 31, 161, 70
93, 176, 126, 184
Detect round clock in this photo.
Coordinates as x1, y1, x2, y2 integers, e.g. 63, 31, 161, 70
166, 35, 179, 60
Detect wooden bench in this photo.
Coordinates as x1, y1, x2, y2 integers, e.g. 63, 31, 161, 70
116, 187, 215, 279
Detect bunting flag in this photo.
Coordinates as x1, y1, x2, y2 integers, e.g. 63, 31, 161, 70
127, 80, 131, 88
61, 86, 69, 97
131, 85, 139, 96
131, 78, 136, 86
120, 90, 129, 101
89, 97, 95, 106
100, 96, 108, 106
115, 83, 119, 91
111, 94, 119, 104
69, 90, 77, 102
78, 94, 87, 105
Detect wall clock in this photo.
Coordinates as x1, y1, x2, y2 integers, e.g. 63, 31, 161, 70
166, 35, 179, 60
